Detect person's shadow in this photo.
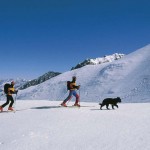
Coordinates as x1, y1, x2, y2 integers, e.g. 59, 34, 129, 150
31, 106, 61, 110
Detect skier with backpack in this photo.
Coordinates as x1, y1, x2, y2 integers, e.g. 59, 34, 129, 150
0, 81, 18, 112
61, 76, 80, 107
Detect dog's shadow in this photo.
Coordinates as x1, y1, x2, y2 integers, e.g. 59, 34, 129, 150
91, 108, 114, 111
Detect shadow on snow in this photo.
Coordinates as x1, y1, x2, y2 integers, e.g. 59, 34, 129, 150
31, 106, 61, 109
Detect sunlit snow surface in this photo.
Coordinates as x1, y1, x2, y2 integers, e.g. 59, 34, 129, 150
0, 100, 150, 150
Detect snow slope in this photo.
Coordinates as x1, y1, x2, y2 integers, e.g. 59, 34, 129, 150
18, 45, 150, 103
0, 100, 150, 150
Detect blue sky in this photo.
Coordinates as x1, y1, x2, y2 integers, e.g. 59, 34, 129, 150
0, 0, 150, 79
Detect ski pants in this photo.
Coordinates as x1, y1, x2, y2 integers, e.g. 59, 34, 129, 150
64, 90, 79, 104
1, 95, 14, 108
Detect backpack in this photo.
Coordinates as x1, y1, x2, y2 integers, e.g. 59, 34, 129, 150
67, 81, 71, 90
4, 83, 11, 94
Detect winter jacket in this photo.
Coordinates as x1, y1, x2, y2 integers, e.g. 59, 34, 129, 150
70, 82, 79, 90
7, 86, 15, 96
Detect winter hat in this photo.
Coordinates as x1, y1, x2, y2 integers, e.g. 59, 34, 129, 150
72, 76, 76, 80
11, 81, 15, 84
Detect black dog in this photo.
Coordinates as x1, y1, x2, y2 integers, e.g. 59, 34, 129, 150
99, 97, 121, 110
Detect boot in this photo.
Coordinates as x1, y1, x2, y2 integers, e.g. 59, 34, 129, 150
73, 103, 80, 107
0, 106, 3, 112
8, 107, 14, 111
61, 102, 67, 107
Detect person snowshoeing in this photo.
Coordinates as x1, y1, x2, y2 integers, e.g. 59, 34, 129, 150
0, 81, 18, 111
61, 76, 80, 107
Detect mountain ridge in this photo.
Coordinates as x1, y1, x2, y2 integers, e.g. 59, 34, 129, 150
71, 53, 125, 70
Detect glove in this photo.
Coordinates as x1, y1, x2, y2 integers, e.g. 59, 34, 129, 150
15, 90, 18, 94
77, 85, 80, 90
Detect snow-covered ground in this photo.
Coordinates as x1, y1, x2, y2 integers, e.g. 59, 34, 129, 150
0, 100, 150, 150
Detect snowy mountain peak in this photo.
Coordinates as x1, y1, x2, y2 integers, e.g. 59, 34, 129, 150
71, 53, 125, 70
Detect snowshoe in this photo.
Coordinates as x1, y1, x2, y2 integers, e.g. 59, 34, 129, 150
8, 107, 14, 111
0, 106, 3, 112
61, 103, 67, 107
73, 103, 80, 107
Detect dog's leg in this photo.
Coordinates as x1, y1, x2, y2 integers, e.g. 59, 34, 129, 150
106, 104, 109, 109
99, 104, 101, 109
115, 104, 118, 108
100, 104, 103, 110
112, 105, 114, 109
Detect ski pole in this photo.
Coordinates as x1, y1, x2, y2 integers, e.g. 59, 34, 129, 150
78, 88, 80, 105
13, 94, 17, 111
66, 92, 72, 105
58, 90, 68, 101
13, 90, 18, 111
63, 90, 69, 100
